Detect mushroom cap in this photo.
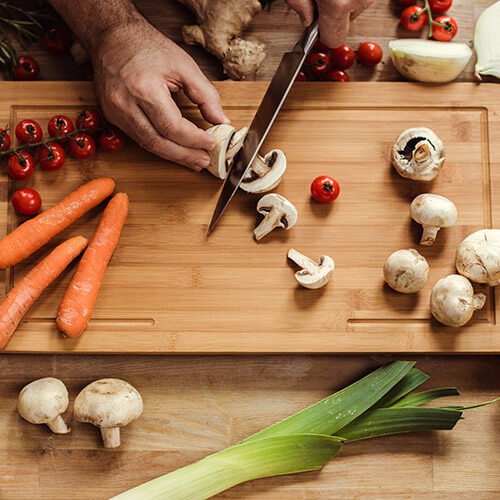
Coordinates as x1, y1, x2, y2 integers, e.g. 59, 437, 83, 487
18, 377, 69, 425
392, 127, 445, 181
74, 378, 143, 428
257, 193, 298, 229
430, 274, 485, 327
240, 150, 287, 193
456, 229, 500, 284
410, 194, 457, 228
384, 249, 429, 293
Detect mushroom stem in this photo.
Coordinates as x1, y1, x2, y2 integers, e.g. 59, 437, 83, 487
101, 427, 121, 448
250, 155, 270, 177
254, 206, 282, 240
287, 249, 318, 274
420, 225, 440, 245
473, 293, 487, 310
47, 415, 70, 434
488, 279, 500, 287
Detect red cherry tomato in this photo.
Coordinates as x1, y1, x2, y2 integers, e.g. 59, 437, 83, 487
305, 51, 331, 78
7, 152, 34, 180
43, 26, 73, 54
99, 127, 126, 153
15, 119, 43, 145
76, 108, 101, 134
47, 115, 74, 142
330, 45, 355, 70
295, 70, 308, 81
325, 70, 350, 81
357, 41, 383, 66
39, 142, 66, 171
314, 40, 331, 51
396, 0, 415, 5
429, 0, 452, 13
0, 128, 11, 152
68, 133, 96, 159
12, 188, 41, 216
432, 15, 458, 41
401, 5, 428, 31
311, 176, 340, 203
13, 56, 40, 81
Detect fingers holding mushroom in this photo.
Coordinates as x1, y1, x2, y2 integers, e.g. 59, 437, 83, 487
384, 249, 429, 293
456, 229, 500, 285
74, 378, 143, 448
430, 274, 486, 327
254, 194, 297, 241
392, 127, 445, 181
18, 377, 70, 434
287, 249, 334, 289
240, 150, 287, 193
206, 124, 247, 179
410, 194, 457, 246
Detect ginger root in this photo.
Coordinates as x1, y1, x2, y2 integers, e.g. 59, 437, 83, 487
178, 0, 266, 80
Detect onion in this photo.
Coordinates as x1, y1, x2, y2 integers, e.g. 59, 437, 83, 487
474, 1, 500, 80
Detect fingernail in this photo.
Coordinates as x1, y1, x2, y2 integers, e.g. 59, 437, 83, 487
222, 113, 231, 124
196, 156, 210, 169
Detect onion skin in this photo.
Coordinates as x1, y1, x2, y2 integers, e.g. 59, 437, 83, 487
474, 1, 500, 80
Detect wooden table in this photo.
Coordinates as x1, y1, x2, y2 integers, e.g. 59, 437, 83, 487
1, 1, 499, 498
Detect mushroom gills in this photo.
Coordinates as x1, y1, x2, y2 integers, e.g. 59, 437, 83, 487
398, 137, 435, 162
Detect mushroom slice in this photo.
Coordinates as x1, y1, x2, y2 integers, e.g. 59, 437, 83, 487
287, 248, 334, 289
18, 377, 70, 434
456, 229, 500, 286
392, 127, 445, 181
206, 125, 248, 179
384, 249, 429, 293
430, 274, 486, 327
254, 193, 297, 241
74, 378, 143, 448
410, 193, 457, 246
240, 149, 287, 193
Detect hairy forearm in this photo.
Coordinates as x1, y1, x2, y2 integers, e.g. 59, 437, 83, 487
48, 0, 143, 52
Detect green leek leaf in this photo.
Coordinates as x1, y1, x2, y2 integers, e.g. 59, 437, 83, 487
391, 388, 460, 408
374, 368, 430, 408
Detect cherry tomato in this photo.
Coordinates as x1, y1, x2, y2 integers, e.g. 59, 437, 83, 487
311, 176, 340, 203
429, 0, 452, 13
68, 133, 96, 159
47, 115, 74, 142
7, 152, 34, 180
76, 108, 101, 134
357, 41, 383, 66
401, 5, 428, 31
0, 128, 11, 152
396, 0, 415, 5
314, 40, 331, 51
13, 56, 40, 81
305, 51, 331, 78
432, 15, 458, 41
15, 119, 43, 145
295, 70, 308, 81
99, 127, 126, 153
330, 45, 355, 70
43, 26, 72, 54
39, 142, 66, 171
325, 70, 350, 81
12, 188, 41, 216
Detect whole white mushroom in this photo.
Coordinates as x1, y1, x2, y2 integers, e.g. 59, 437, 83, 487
384, 249, 429, 293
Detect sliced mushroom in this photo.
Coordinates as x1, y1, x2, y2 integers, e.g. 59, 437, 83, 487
254, 193, 297, 241
287, 248, 334, 289
18, 377, 70, 434
392, 127, 445, 181
430, 274, 486, 327
74, 378, 143, 448
456, 229, 500, 286
410, 193, 457, 245
384, 249, 429, 293
240, 149, 287, 193
206, 124, 248, 179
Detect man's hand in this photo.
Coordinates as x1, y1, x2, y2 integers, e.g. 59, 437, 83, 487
287, 0, 375, 48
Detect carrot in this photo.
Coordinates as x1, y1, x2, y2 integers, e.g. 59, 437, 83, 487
0, 236, 88, 350
56, 193, 129, 338
0, 177, 115, 269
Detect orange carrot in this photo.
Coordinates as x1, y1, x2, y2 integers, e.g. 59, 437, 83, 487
0, 177, 115, 269
0, 236, 88, 350
56, 193, 129, 338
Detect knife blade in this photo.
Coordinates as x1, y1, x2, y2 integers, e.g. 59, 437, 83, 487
207, 17, 319, 235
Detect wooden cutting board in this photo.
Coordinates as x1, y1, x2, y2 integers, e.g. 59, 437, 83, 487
1, 81, 500, 354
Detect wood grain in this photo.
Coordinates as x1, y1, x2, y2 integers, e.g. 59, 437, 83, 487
0, 354, 498, 499
1, 81, 500, 354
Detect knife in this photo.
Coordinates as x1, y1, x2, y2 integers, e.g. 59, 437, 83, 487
207, 16, 319, 235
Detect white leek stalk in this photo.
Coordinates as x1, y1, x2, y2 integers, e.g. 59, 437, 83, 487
389, 39, 472, 83
474, 1, 500, 80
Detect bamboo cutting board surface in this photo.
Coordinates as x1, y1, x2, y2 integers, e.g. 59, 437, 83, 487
1, 81, 500, 354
